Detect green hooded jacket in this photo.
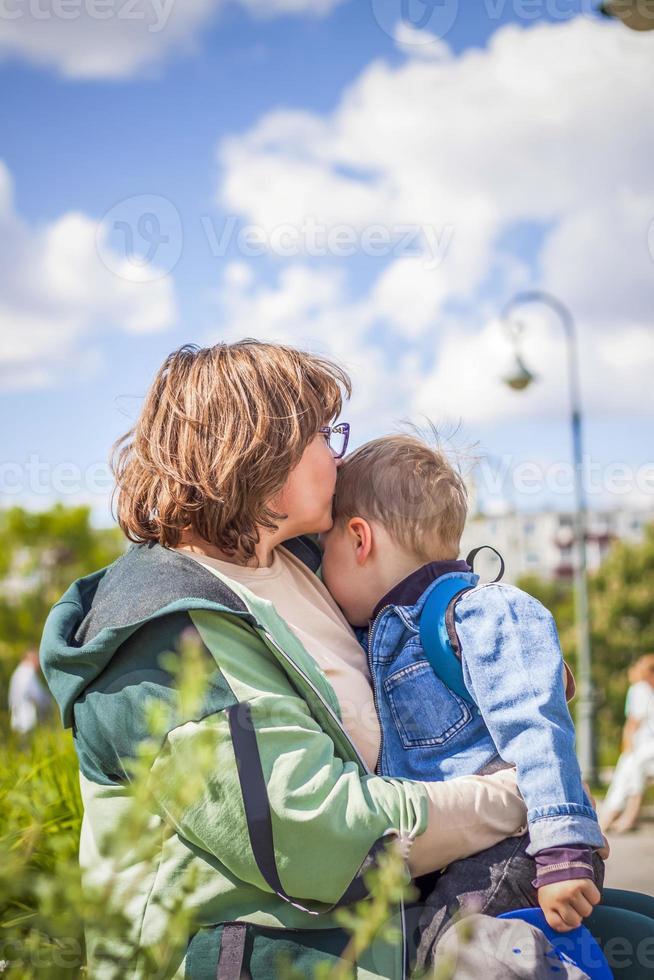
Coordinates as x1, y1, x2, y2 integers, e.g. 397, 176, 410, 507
40, 537, 430, 979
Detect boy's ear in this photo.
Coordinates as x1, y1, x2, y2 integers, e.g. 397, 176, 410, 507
347, 517, 373, 565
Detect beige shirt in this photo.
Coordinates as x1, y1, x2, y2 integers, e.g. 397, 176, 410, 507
183, 545, 382, 772
181, 545, 527, 876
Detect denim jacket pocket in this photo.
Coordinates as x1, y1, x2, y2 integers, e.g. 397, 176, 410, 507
384, 659, 472, 748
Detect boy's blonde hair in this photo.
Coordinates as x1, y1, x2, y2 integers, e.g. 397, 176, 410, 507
333, 434, 468, 561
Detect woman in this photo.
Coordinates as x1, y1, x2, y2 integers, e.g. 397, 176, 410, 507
41, 341, 653, 979
603, 655, 654, 834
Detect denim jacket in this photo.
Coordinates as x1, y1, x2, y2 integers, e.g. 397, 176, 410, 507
363, 571, 604, 856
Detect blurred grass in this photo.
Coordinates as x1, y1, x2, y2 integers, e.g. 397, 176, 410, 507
0, 720, 85, 976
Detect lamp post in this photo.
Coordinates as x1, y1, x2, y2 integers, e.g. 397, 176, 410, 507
501, 290, 597, 785
599, 0, 654, 31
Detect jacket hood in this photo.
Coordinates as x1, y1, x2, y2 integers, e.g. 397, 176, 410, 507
39, 566, 115, 728
39, 538, 320, 727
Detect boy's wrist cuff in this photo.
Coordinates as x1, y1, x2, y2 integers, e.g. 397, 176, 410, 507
532, 845, 595, 889
526, 807, 604, 853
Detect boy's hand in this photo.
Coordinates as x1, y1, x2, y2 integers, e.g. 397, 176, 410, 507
538, 878, 601, 932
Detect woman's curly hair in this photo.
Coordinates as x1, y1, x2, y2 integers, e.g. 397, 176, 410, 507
111, 339, 351, 563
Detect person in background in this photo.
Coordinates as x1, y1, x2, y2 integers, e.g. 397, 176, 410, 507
8, 649, 51, 738
602, 654, 654, 833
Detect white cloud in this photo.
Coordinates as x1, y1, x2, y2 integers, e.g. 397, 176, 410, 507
368, 254, 469, 337
209, 261, 420, 440
0, 0, 346, 80
212, 261, 365, 362
0, 160, 176, 391
540, 189, 654, 326
214, 17, 654, 427
412, 312, 654, 426
219, 17, 653, 250
392, 19, 452, 60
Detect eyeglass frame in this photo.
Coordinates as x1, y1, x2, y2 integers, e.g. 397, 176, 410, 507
318, 422, 350, 460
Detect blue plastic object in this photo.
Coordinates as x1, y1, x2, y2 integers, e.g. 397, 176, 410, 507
499, 908, 614, 979
418, 547, 506, 706
419, 576, 476, 706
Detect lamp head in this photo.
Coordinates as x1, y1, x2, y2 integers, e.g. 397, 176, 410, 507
503, 353, 537, 392
599, 0, 654, 31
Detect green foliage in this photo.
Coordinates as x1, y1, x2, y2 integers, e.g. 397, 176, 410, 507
591, 522, 654, 765
0, 505, 123, 975
0, 632, 233, 978
0, 505, 124, 705
518, 522, 654, 766
0, 725, 85, 977
331, 845, 415, 977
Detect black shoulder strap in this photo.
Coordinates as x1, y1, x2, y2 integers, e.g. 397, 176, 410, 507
466, 545, 505, 583
444, 547, 506, 658
226, 701, 386, 915
281, 534, 322, 573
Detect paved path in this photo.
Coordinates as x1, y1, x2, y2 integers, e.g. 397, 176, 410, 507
603, 820, 654, 897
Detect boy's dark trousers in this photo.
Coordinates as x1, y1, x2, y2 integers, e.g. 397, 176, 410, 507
410, 833, 605, 974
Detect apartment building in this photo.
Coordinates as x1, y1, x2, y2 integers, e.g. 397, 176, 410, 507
461, 508, 652, 583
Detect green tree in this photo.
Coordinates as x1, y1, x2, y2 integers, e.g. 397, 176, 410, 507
518, 522, 654, 767
591, 522, 654, 764
0, 505, 124, 709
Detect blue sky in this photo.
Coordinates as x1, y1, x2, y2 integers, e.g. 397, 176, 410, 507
1, 0, 653, 523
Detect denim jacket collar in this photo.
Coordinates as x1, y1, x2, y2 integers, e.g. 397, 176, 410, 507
371, 559, 472, 621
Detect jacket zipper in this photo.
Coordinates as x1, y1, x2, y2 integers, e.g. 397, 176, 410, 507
367, 604, 391, 776
256, 623, 372, 775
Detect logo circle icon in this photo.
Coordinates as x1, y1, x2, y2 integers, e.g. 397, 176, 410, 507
371, 0, 460, 43
96, 194, 183, 283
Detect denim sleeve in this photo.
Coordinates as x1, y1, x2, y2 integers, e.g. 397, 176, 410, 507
455, 584, 603, 855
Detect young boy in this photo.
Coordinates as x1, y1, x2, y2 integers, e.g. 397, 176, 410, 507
320, 434, 605, 943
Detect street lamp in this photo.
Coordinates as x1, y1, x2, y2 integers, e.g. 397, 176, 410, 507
500, 290, 597, 784
599, 0, 654, 31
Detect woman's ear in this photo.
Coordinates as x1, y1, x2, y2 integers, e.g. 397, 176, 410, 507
348, 517, 373, 565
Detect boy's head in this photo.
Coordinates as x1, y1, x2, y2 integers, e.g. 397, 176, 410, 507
321, 434, 468, 626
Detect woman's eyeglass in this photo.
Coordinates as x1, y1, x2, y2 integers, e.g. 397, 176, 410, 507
319, 422, 350, 460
